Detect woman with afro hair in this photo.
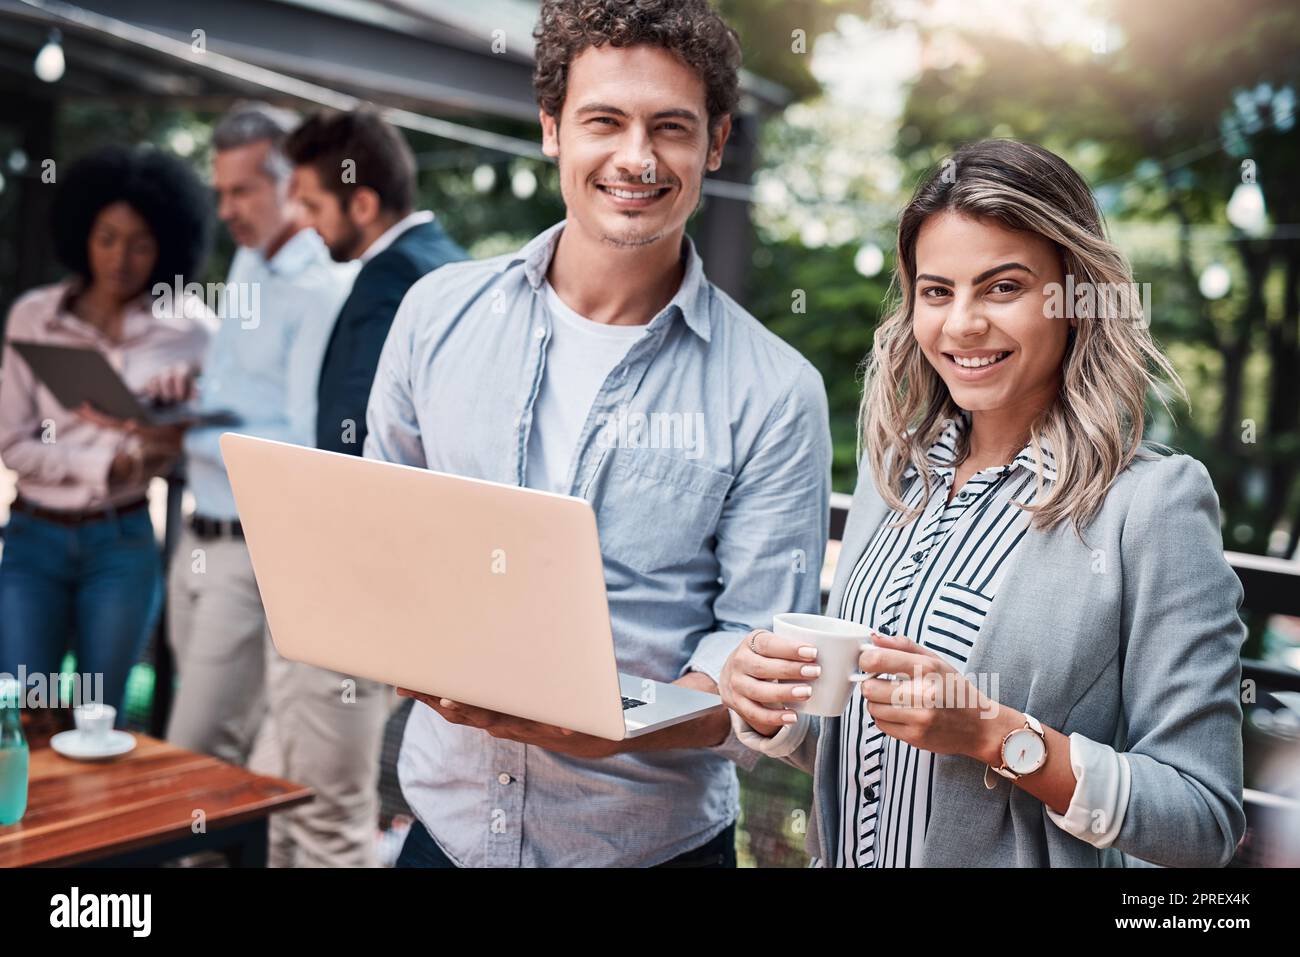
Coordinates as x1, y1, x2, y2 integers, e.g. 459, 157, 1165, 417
0, 144, 216, 727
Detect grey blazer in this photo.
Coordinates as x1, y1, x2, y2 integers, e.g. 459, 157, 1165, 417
778, 448, 1247, 867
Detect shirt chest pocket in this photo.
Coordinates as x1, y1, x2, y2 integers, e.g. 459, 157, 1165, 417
921, 581, 994, 666
589, 448, 733, 575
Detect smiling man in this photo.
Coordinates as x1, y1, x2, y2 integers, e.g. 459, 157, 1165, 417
366, 0, 832, 867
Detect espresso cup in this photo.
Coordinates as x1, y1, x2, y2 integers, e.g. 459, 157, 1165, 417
73, 702, 116, 743
772, 613, 875, 717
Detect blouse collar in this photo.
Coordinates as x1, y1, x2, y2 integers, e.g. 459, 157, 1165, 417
904, 409, 1058, 483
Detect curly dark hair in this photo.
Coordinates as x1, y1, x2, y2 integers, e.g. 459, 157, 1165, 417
51, 145, 212, 292
533, 0, 741, 129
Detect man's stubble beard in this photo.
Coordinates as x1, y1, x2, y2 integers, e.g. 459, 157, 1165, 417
557, 153, 706, 250
328, 217, 365, 263
600, 217, 665, 249
598, 179, 706, 249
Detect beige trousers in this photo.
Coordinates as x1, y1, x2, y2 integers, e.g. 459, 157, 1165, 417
165, 527, 267, 765
248, 638, 394, 867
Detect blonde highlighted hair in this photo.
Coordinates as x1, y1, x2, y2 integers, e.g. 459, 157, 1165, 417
860, 139, 1186, 535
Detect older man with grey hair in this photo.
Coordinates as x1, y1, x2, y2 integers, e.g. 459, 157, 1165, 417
166, 102, 355, 802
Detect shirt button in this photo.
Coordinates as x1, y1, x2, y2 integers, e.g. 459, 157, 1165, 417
864, 785, 876, 802
497, 773, 511, 785
957, 490, 971, 501
911, 551, 924, 563
534, 326, 545, 339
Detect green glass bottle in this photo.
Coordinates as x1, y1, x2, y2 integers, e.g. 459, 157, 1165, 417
0, 677, 29, 826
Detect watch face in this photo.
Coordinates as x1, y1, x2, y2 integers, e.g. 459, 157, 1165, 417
1005, 729, 1045, 774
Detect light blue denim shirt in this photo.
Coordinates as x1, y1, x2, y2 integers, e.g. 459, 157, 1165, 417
185, 228, 356, 519
365, 221, 831, 866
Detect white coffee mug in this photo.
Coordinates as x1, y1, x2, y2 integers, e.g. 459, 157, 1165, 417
73, 702, 116, 743
772, 613, 874, 717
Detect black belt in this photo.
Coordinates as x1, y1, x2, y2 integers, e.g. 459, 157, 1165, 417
10, 496, 149, 526
190, 514, 245, 539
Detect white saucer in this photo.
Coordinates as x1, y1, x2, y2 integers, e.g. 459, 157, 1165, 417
50, 729, 137, 761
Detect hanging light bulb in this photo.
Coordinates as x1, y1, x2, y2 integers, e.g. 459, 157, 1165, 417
34, 30, 65, 84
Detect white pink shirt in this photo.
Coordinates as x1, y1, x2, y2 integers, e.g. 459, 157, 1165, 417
0, 279, 215, 512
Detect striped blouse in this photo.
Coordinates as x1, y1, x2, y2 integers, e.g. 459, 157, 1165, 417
834, 410, 1056, 867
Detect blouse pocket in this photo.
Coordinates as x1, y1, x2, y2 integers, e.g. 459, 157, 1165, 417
590, 448, 733, 575
922, 580, 993, 665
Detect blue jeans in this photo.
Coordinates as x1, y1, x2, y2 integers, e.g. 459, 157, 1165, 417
395, 818, 737, 868
0, 507, 162, 726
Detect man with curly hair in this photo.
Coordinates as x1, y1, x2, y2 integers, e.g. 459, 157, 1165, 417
374, 0, 831, 867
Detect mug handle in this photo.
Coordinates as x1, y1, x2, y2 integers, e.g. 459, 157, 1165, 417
850, 640, 897, 682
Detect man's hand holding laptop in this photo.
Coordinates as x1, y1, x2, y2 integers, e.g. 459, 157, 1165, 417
395, 669, 730, 758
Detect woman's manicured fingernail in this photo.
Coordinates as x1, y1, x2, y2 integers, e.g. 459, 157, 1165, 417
792, 685, 813, 699
798, 646, 818, 659
781, 711, 798, 724
800, 665, 822, 678
440, 698, 454, 707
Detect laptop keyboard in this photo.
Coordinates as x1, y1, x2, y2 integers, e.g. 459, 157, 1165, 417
621, 696, 648, 711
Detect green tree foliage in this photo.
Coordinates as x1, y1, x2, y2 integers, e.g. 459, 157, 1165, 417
895, 0, 1300, 572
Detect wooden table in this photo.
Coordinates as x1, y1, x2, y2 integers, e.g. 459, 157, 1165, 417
0, 726, 313, 867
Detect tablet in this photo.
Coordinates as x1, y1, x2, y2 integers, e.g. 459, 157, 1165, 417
11, 341, 237, 427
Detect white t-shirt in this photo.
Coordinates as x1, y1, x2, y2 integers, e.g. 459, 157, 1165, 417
524, 281, 647, 493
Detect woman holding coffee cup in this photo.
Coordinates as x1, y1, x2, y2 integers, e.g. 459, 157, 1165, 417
719, 139, 1246, 868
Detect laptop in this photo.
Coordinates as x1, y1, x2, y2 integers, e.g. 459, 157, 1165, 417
219, 433, 724, 741
12, 341, 238, 427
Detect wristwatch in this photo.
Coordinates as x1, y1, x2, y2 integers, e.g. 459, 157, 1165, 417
983, 713, 1046, 789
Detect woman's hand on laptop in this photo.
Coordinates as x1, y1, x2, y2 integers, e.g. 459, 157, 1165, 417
719, 628, 821, 737
395, 688, 624, 758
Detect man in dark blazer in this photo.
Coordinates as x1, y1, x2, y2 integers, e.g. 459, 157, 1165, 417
286, 110, 467, 455
245, 109, 465, 868
312, 213, 465, 454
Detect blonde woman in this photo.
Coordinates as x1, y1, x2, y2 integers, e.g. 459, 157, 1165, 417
720, 139, 1247, 867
